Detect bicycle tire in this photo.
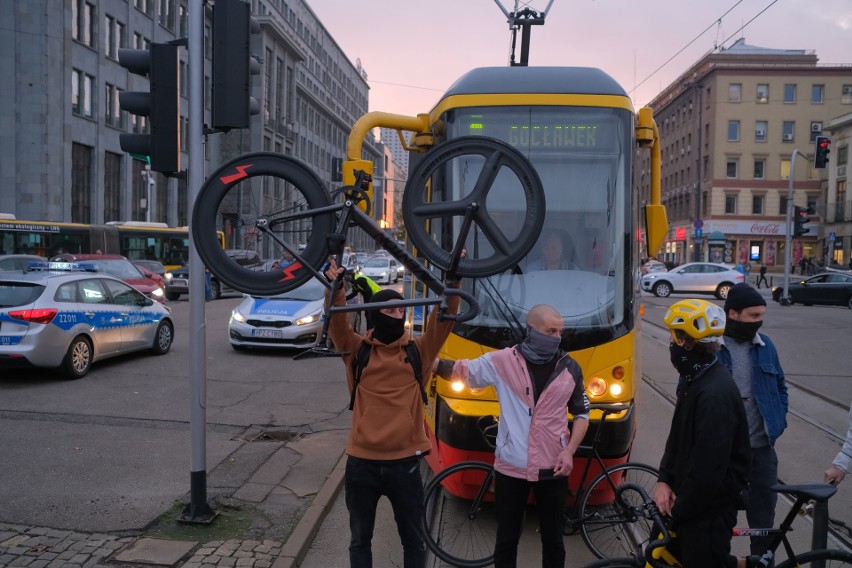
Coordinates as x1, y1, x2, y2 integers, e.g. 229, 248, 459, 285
578, 463, 660, 559
580, 559, 642, 568
422, 461, 497, 568
775, 549, 852, 567
403, 136, 545, 278
192, 152, 334, 295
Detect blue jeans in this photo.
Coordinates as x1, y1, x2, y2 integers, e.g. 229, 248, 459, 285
747, 445, 779, 557
345, 455, 426, 568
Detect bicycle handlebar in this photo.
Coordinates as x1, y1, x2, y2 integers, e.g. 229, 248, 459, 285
614, 483, 672, 568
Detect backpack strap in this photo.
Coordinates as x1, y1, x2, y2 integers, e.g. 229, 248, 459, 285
349, 342, 372, 411
348, 341, 427, 410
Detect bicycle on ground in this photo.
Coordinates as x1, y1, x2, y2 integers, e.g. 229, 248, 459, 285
582, 483, 852, 568
421, 404, 659, 568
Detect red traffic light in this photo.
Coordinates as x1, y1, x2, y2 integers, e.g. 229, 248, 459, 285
814, 135, 831, 169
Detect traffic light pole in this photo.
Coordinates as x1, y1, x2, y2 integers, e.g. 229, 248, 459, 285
781, 149, 808, 306
181, 0, 215, 523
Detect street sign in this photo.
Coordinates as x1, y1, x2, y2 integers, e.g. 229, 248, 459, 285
694, 219, 704, 229
694, 228, 703, 237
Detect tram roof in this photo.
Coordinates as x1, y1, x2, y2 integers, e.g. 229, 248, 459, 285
442, 67, 628, 98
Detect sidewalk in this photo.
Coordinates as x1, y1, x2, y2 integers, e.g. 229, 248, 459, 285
0, 433, 349, 568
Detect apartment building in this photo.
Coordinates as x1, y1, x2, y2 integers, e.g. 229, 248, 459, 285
0, 0, 381, 253
643, 38, 852, 270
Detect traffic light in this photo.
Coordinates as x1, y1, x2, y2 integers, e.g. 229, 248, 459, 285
212, 0, 260, 130
793, 205, 815, 237
814, 135, 831, 169
118, 43, 180, 173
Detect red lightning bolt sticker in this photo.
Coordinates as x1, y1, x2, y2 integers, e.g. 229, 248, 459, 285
279, 261, 303, 282
220, 164, 254, 185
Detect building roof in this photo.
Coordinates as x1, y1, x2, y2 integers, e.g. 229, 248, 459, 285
718, 38, 810, 57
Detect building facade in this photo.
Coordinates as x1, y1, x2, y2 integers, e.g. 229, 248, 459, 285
643, 39, 852, 272
1, 0, 381, 252
824, 112, 852, 267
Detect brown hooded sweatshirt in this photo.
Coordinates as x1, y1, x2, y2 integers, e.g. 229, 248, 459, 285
328, 286, 459, 461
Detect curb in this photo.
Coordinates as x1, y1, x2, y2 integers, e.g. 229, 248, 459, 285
272, 453, 346, 568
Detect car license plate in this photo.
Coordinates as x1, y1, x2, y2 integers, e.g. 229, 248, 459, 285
252, 329, 283, 339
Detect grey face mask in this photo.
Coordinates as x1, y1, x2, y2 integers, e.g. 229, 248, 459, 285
518, 325, 562, 364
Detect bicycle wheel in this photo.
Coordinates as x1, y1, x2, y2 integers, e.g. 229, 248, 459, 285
192, 152, 334, 295
775, 549, 852, 567
422, 461, 497, 568
403, 136, 545, 278
578, 463, 660, 559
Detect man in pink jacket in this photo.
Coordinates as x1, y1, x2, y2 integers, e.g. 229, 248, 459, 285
435, 304, 590, 568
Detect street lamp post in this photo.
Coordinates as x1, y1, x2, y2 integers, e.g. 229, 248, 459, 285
780, 149, 809, 305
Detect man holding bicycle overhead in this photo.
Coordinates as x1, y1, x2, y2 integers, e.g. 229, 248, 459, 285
324, 258, 460, 568
434, 304, 590, 568
656, 299, 751, 568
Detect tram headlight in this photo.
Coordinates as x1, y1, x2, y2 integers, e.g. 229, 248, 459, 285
609, 383, 623, 396
451, 380, 466, 393
587, 377, 607, 397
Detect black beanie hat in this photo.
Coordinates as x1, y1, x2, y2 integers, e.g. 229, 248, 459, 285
370, 289, 404, 303
724, 283, 766, 313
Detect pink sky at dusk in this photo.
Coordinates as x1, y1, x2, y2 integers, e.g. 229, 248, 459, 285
310, 0, 852, 118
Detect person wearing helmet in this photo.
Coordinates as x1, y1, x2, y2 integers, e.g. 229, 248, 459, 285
344, 268, 382, 330
654, 299, 751, 568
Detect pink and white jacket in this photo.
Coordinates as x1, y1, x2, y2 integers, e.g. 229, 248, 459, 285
452, 347, 590, 481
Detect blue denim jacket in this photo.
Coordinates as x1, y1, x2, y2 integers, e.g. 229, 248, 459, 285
718, 333, 788, 445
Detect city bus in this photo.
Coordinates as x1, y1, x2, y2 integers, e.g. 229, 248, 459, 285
0, 216, 194, 270
341, 65, 667, 493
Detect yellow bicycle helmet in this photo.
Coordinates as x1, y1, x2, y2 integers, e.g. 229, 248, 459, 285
663, 299, 726, 343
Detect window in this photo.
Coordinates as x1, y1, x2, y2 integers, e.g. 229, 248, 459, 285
71, 69, 81, 114
179, 60, 187, 97
726, 159, 738, 178
753, 159, 766, 179
728, 83, 742, 103
843, 85, 852, 105
71, 143, 93, 223
73, 0, 95, 46
782, 121, 795, 142
810, 122, 823, 143
104, 15, 114, 57
104, 152, 122, 222
755, 121, 767, 142
179, 5, 188, 37
784, 84, 797, 103
812, 85, 825, 104
104, 82, 114, 125
113, 87, 124, 128
838, 145, 848, 166
132, 159, 146, 221
83, 73, 93, 117
727, 120, 740, 142
781, 159, 791, 180
80, 280, 108, 304
725, 194, 737, 214
779, 195, 788, 215
752, 194, 765, 215
756, 84, 769, 103
158, 0, 175, 31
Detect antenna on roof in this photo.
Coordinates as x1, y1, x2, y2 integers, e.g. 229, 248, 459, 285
493, 0, 553, 66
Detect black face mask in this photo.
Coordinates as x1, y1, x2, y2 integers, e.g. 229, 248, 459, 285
669, 342, 716, 382
724, 319, 763, 342
372, 311, 406, 344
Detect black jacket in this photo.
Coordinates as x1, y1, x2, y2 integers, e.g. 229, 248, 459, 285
659, 358, 751, 523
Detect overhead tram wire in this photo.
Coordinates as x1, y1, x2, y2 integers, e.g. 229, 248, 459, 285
715, 0, 781, 51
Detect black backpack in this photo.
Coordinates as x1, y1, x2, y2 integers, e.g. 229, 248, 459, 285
349, 341, 426, 410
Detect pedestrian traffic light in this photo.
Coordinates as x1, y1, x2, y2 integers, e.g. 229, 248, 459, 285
814, 135, 831, 169
212, 0, 260, 130
118, 43, 180, 173
793, 205, 815, 237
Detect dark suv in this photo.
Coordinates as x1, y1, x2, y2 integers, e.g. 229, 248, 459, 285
164, 249, 263, 301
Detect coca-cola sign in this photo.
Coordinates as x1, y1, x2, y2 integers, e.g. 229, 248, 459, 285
750, 223, 781, 234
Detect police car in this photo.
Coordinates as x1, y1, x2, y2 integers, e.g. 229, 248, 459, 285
228, 278, 325, 350
0, 262, 174, 379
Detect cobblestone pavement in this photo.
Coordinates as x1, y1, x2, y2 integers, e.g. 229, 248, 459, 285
0, 524, 291, 568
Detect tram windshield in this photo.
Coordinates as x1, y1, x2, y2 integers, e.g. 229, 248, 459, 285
434, 105, 634, 350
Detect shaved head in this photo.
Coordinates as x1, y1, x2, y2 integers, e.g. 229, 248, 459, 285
527, 304, 563, 337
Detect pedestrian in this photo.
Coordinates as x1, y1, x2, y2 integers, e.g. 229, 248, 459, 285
434, 304, 590, 568
323, 258, 460, 568
756, 264, 769, 289
718, 283, 788, 560
656, 299, 751, 568
204, 268, 213, 301
824, 402, 852, 485
344, 268, 382, 330
744, 262, 752, 282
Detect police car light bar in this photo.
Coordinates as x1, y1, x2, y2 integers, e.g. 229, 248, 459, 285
28, 261, 101, 272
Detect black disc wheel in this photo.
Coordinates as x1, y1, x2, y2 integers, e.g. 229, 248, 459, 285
192, 153, 334, 296
775, 549, 852, 567
403, 136, 545, 278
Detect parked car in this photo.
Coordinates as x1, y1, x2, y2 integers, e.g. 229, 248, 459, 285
165, 249, 264, 301
772, 272, 852, 309
228, 278, 326, 350
641, 262, 744, 299
0, 254, 48, 272
132, 260, 167, 278
0, 261, 174, 379
51, 253, 166, 303
360, 256, 400, 285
